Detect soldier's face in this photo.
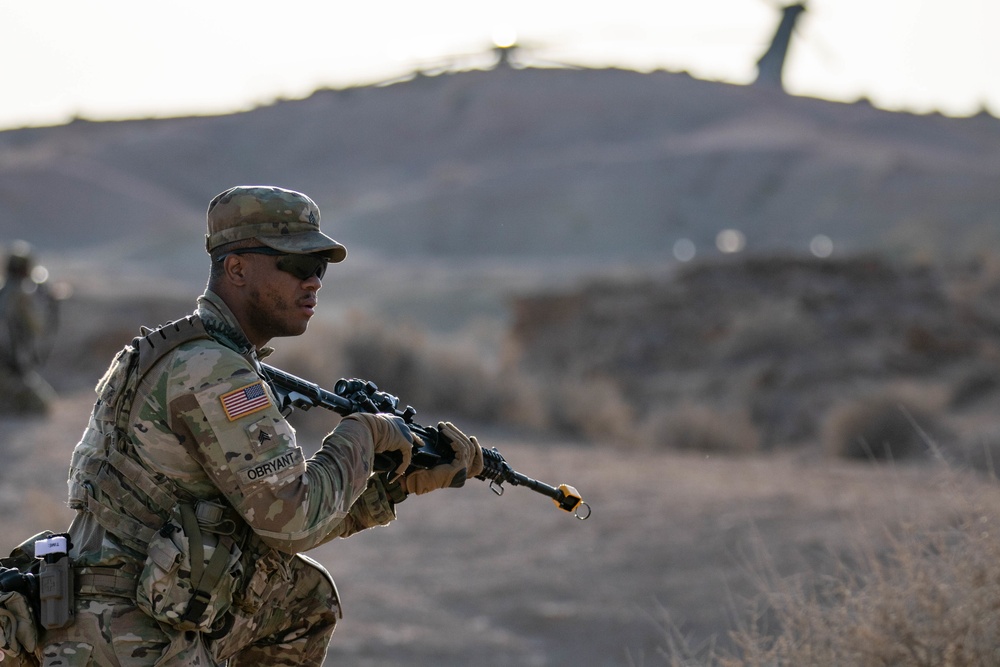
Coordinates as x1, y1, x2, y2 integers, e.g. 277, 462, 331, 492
242, 254, 322, 343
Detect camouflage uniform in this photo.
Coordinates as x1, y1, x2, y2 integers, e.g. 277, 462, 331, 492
37, 187, 399, 666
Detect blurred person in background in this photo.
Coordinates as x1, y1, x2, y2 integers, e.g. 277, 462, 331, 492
0, 240, 60, 415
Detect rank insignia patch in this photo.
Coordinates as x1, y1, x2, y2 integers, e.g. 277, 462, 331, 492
245, 418, 279, 451
220, 381, 271, 421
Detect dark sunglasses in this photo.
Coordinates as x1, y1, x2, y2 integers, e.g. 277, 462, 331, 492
218, 247, 328, 280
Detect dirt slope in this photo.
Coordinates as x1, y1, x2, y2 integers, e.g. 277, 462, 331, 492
3, 67, 1000, 274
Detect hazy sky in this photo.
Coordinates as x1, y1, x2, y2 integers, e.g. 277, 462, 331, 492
2, 0, 998, 130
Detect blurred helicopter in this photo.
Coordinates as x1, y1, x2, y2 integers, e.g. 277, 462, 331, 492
367, 28, 586, 88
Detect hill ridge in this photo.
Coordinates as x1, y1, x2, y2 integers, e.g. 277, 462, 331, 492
2, 66, 999, 268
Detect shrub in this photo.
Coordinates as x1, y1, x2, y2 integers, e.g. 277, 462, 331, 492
270, 313, 553, 432
821, 387, 945, 461
719, 299, 820, 365
273, 312, 796, 450
536, 375, 636, 444
640, 402, 760, 455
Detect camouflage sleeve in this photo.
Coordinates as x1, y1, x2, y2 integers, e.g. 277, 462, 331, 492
309, 473, 401, 548
159, 343, 394, 554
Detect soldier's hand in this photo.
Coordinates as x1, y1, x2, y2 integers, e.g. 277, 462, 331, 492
343, 413, 415, 478
403, 421, 483, 495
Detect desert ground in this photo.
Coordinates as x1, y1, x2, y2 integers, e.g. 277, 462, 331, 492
3, 354, 996, 666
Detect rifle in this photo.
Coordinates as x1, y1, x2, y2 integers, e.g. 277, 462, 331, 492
261, 364, 591, 519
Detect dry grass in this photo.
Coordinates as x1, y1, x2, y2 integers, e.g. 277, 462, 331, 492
274, 313, 773, 451
655, 463, 1000, 667
271, 313, 510, 424
733, 516, 1000, 666
270, 312, 639, 443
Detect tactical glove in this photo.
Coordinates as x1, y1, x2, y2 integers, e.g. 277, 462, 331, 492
342, 413, 416, 479
403, 421, 484, 495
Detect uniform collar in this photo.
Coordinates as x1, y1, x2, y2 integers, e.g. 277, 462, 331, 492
195, 290, 275, 360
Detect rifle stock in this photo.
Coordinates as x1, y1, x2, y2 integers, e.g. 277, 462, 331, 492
261, 363, 590, 519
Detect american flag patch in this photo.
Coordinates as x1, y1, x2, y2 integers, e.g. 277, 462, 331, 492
220, 381, 271, 421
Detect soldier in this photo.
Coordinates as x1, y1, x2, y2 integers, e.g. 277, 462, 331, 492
33, 186, 484, 666
0, 240, 59, 415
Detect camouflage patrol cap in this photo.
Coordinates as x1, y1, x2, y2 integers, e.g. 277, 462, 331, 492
205, 185, 347, 262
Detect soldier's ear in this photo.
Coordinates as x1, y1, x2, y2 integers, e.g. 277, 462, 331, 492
224, 254, 249, 285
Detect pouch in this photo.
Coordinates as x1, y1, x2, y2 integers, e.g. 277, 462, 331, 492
0, 589, 38, 659
136, 505, 243, 633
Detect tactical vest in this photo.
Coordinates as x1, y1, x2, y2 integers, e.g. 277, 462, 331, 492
67, 315, 244, 629
68, 316, 218, 549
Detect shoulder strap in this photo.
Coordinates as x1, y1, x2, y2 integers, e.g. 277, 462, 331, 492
135, 315, 212, 380
118, 315, 212, 436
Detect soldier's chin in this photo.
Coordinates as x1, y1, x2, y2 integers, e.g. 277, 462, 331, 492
285, 319, 312, 338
